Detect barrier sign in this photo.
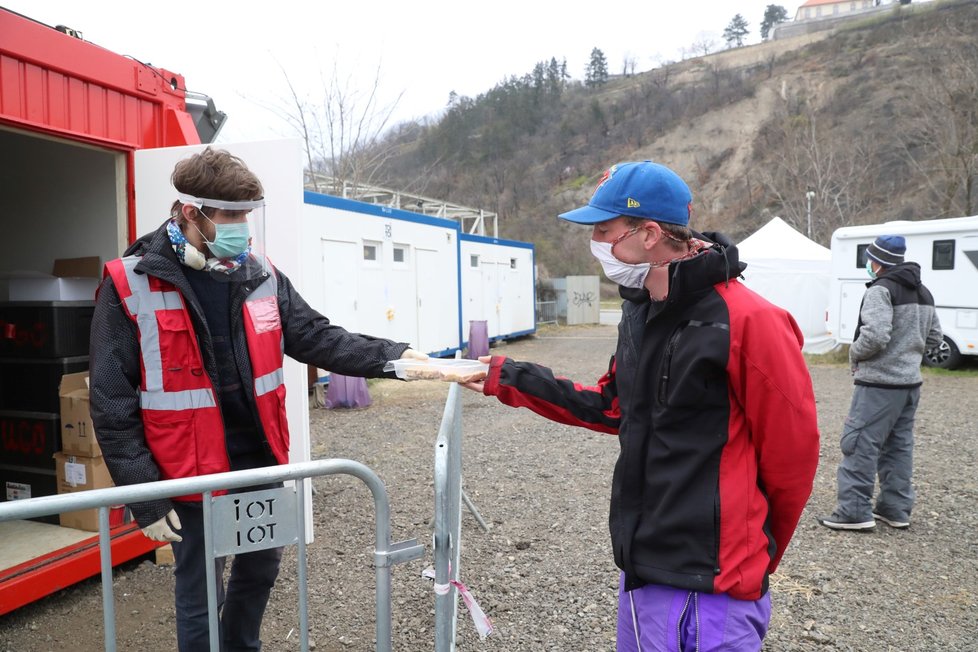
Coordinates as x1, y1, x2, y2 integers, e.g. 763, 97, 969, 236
211, 486, 299, 555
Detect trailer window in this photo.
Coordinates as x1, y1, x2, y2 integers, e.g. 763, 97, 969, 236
363, 242, 379, 262
470, 255, 479, 267
393, 245, 408, 264
510, 258, 518, 269
856, 244, 869, 268
933, 240, 954, 270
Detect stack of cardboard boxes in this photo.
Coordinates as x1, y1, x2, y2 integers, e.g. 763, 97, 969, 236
56, 372, 120, 530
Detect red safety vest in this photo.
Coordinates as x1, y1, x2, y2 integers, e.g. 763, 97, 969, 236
105, 257, 289, 499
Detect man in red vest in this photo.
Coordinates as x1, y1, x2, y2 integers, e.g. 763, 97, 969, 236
90, 147, 425, 651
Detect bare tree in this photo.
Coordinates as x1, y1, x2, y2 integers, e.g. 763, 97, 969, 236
895, 30, 978, 217
758, 105, 881, 242
621, 54, 637, 77
270, 59, 404, 193
690, 33, 719, 58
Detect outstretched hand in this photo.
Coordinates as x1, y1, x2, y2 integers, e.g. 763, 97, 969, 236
400, 348, 429, 360
460, 356, 492, 393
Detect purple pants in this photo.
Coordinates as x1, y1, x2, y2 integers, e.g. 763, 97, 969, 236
616, 574, 771, 651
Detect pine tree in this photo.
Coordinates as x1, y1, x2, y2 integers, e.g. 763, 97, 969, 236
584, 48, 609, 88
760, 5, 789, 40
723, 14, 750, 48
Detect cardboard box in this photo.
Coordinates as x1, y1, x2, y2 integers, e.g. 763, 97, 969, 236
7, 257, 101, 302
53, 452, 116, 531
59, 372, 100, 457
8, 277, 99, 302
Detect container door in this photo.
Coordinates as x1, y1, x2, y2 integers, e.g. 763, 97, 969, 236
838, 281, 867, 343
320, 238, 360, 331
415, 248, 442, 354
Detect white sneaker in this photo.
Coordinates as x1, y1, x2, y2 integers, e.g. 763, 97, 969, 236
872, 512, 910, 529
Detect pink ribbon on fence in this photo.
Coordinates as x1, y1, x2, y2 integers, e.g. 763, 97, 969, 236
422, 567, 494, 640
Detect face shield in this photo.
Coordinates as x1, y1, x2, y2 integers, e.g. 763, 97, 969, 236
177, 192, 267, 279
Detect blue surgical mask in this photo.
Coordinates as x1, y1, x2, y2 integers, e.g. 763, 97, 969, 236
866, 258, 877, 280
202, 217, 251, 259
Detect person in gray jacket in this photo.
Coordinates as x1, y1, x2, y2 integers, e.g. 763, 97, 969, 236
819, 235, 942, 531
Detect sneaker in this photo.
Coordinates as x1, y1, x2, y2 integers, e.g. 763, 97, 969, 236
817, 513, 876, 531
872, 512, 910, 529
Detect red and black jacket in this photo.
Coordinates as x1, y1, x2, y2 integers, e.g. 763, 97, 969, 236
483, 233, 819, 600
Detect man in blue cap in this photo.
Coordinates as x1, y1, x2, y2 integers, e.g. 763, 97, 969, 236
462, 161, 820, 650
819, 235, 942, 531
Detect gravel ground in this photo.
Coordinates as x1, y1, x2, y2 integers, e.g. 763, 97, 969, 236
2, 323, 977, 651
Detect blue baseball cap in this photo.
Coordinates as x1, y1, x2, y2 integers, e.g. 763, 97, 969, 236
558, 161, 692, 226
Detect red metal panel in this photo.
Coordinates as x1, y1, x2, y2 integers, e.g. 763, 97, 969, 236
46, 70, 67, 130
0, 9, 200, 150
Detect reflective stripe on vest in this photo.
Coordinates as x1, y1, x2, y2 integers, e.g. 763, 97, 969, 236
109, 257, 217, 411
243, 272, 286, 399
241, 269, 290, 465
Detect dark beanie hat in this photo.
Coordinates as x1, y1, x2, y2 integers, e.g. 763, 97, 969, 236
866, 235, 906, 266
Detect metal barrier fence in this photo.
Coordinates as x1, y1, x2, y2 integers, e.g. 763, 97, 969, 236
536, 300, 558, 325
431, 378, 491, 651
0, 460, 423, 652
433, 379, 463, 649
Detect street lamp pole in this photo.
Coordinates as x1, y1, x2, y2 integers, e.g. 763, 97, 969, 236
805, 189, 816, 239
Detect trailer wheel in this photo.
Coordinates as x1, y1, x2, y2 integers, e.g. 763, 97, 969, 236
923, 337, 962, 370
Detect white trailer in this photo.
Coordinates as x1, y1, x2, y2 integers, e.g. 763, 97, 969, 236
459, 233, 536, 345
827, 216, 978, 368
301, 191, 462, 357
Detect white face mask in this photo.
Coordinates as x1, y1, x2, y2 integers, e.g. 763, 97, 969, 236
590, 240, 650, 289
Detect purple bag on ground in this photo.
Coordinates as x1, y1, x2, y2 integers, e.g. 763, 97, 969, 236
467, 320, 489, 359
324, 373, 372, 409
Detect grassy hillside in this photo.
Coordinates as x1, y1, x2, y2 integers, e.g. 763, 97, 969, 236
371, 0, 978, 280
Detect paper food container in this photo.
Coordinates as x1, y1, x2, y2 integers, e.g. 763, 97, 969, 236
383, 358, 489, 382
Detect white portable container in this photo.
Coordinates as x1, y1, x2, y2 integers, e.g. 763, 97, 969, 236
301, 192, 462, 357
459, 233, 536, 345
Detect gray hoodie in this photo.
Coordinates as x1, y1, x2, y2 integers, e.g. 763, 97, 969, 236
850, 262, 943, 387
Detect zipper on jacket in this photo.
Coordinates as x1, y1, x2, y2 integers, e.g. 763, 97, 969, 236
676, 591, 692, 652
657, 324, 687, 405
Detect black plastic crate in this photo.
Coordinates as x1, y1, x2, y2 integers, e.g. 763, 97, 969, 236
0, 356, 89, 413
0, 301, 94, 358
0, 410, 60, 469
0, 463, 59, 525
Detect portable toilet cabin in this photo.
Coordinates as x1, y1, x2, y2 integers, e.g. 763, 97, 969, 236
301, 191, 462, 357
459, 233, 536, 345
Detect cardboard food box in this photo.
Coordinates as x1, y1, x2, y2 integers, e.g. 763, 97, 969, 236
59, 371, 100, 457
7, 257, 101, 302
53, 452, 115, 531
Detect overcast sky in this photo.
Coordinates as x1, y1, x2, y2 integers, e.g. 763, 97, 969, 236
6, 1, 794, 143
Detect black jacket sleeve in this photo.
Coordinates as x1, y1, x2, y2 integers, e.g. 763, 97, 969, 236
275, 268, 411, 376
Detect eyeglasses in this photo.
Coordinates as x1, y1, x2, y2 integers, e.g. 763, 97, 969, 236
610, 226, 641, 248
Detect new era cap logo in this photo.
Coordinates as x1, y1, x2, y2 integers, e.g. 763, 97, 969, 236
627, 198, 640, 208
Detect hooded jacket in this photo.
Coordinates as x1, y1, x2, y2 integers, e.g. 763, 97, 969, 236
482, 233, 820, 600
90, 221, 409, 527
850, 262, 943, 387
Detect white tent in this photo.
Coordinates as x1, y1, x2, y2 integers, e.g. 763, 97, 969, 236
737, 217, 836, 354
